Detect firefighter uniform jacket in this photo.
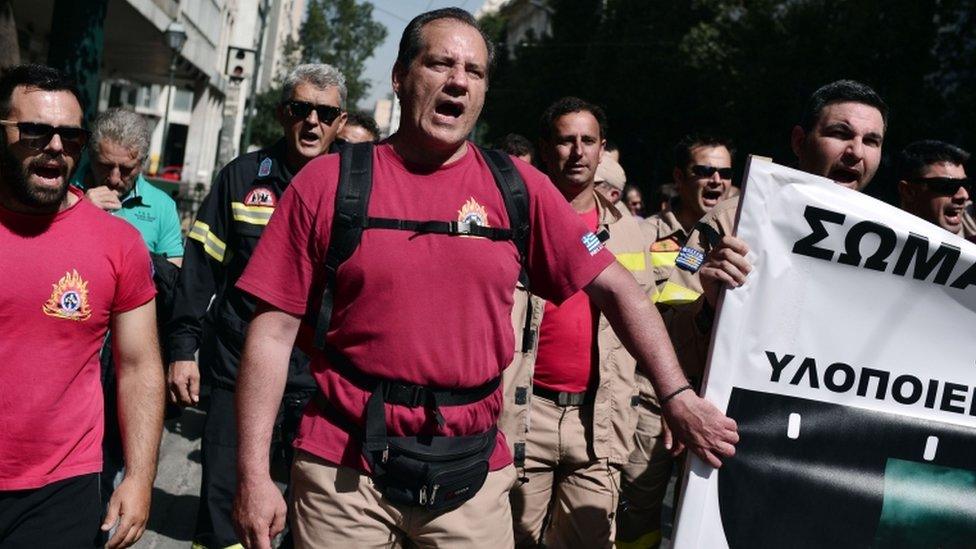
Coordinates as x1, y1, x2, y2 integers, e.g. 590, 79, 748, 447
500, 192, 653, 467
642, 206, 693, 305
167, 140, 315, 391
661, 195, 740, 384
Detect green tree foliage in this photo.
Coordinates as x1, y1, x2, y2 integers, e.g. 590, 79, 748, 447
249, 0, 386, 148
482, 0, 975, 205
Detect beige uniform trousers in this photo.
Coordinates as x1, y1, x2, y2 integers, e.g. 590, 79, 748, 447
616, 375, 673, 549
290, 451, 517, 548
510, 396, 621, 549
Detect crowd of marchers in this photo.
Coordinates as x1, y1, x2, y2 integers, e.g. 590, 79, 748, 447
1, 6, 972, 549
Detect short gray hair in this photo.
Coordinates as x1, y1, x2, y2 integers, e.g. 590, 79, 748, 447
280, 64, 347, 108
91, 107, 151, 164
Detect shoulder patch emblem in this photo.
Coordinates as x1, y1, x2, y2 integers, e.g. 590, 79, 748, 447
651, 237, 681, 253
457, 197, 489, 227
43, 270, 92, 321
257, 157, 272, 178
582, 232, 604, 256
675, 246, 705, 273
244, 186, 277, 207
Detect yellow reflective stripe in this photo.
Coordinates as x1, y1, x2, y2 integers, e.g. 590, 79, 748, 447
616, 252, 646, 272
655, 280, 701, 305
615, 529, 662, 549
231, 202, 274, 226
188, 220, 227, 263
651, 251, 678, 268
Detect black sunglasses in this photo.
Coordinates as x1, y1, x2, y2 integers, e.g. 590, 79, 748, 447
284, 101, 343, 125
0, 120, 90, 151
691, 164, 734, 180
908, 176, 971, 196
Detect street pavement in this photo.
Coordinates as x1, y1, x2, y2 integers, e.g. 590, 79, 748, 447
136, 406, 205, 548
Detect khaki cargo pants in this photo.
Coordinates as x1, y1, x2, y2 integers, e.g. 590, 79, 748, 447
510, 395, 621, 549
290, 451, 518, 548
615, 373, 674, 549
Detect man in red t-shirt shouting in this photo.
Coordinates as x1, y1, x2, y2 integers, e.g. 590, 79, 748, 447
502, 97, 657, 548
0, 64, 163, 548
231, 9, 737, 549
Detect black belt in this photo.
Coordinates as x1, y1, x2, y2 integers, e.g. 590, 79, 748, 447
322, 346, 501, 461
533, 385, 595, 406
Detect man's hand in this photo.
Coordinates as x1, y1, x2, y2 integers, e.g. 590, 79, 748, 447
85, 186, 122, 211
662, 390, 738, 468
101, 475, 152, 548
661, 414, 686, 457
699, 235, 752, 307
234, 475, 287, 549
168, 360, 200, 405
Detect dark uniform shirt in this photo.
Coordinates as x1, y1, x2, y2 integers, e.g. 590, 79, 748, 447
167, 139, 315, 390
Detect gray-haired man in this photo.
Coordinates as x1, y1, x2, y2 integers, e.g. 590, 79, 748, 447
165, 63, 347, 549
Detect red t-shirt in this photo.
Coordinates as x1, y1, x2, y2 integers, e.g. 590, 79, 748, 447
237, 142, 614, 471
533, 207, 600, 393
0, 187, 156, 490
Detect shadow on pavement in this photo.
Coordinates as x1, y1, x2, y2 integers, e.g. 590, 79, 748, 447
165, 400, 207, 441
147, 487, 199, 542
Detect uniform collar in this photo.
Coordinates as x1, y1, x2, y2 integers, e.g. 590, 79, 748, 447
654, 206, 689, 241
594, 189, 623, 227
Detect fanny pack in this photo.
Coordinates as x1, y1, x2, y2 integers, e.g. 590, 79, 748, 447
324, 348, 501, 512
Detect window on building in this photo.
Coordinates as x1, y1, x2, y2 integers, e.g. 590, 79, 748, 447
107, 83, 137, 109
173, 87, 194, 113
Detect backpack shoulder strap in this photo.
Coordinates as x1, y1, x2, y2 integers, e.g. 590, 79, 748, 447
479, 147, 535, 352
479, 148, 530, 280
313, 142, 374, 349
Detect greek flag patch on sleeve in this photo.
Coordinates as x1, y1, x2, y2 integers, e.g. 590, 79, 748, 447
675, 246, 706, 273
582, 232, 604, 256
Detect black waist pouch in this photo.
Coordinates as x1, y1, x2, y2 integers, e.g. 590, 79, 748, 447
367, 426, 497, 512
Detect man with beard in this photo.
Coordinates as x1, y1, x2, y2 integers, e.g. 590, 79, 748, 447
616, 134, 735, 549
663, 79, 887, 402
165, 63, 347, 549
896, 140, 970, 235
503, 96, 656, 548
0, 64, 163, 549
231, 9, 736, 549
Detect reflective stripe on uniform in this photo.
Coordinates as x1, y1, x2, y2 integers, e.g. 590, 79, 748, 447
231, 202, 274, 226
615, 529, 662, 549
651, 251, 678, 268
615, 252, 647, 272
188, 220, 227, 263
654, 280, 701, 305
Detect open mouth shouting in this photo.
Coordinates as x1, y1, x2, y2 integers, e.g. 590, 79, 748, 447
434, 99, 465, 123
829, 166, 862, 189
702, 188, 725, 208
943, 204, 964, 229
29, 158, 67, 188
298, 128, 322, 148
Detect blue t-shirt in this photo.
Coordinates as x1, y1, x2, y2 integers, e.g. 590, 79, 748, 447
113, 175, 185, 258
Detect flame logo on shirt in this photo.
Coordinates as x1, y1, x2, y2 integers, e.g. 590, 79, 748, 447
42, 270, 92, 321
457, 197, 489, 227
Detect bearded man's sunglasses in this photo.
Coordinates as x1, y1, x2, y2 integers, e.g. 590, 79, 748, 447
0, 120, 90, 152
284, 101, 343, 125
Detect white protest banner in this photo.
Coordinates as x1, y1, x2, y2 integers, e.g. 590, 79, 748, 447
672, 158, 976, 548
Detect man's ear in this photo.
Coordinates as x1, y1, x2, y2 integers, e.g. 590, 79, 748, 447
391, 63, 404, 99
897, 180, 916, 207
790, 125, 806, 159
673, 167, 685, 188
609, 188, 621, 203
